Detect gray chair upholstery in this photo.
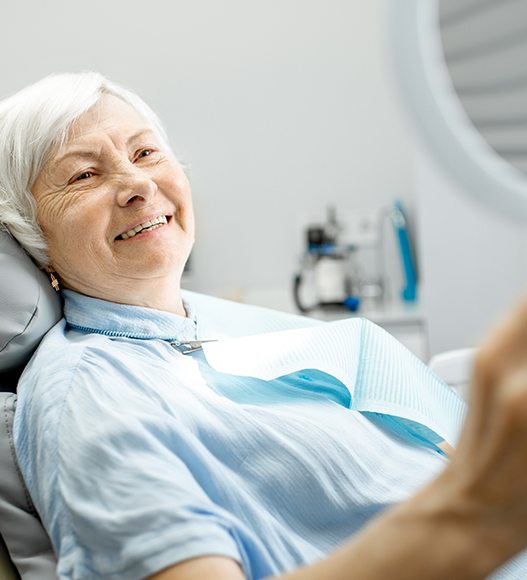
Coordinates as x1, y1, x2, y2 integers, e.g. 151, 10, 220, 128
0, 392, 58, 579
0, 229, 62, 372
0, 533, 18, 580
0, 228, 61, 580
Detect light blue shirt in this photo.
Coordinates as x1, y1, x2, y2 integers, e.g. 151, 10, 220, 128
13, 291, 525, 579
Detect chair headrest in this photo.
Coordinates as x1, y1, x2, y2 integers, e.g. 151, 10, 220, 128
0, 228, 62, 372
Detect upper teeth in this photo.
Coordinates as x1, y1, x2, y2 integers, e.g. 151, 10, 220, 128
120, 215, 168, 239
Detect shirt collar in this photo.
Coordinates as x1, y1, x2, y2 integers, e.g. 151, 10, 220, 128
62, 289, 198, 342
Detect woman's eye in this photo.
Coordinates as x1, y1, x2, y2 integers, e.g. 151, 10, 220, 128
73, 171, 93, 182
136, 149, 153, 160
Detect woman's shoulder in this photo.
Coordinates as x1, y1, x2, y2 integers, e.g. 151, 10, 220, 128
19, 321, 177, 413
15, 322, 107, 422
14, 322, 160, 461
23, 319, 111, 378
17, 320, 139, 417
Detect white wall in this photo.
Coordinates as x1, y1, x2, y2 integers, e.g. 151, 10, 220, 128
414, 139, 527, 357
0, 0, 414, 298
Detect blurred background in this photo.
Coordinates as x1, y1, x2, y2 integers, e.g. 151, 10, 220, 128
2, 0, 527, 360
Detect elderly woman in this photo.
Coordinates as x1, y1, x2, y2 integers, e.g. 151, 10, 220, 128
2, 72, 527, 580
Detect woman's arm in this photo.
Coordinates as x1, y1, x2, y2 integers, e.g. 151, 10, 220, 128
148, 557, 245, 579
147, 491, 500, 580
150, 297, 527, 580
148, 487, 501, 580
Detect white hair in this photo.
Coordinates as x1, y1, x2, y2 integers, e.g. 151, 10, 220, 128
0, 72, 171, 266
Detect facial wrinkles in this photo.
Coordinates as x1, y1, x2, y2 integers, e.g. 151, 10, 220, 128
33, 171, 74, 230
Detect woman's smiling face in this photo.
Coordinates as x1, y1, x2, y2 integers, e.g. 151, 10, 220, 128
32, 94, 195, 313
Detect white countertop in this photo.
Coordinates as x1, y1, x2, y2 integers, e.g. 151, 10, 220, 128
241, 286, 425, 326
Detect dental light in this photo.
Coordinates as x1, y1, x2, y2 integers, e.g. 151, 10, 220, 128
388, 0, 527, 219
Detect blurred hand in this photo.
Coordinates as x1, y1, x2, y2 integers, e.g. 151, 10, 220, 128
440, 296, 527, 563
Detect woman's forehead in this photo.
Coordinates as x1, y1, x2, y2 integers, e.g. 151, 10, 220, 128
64, 94, 148, 147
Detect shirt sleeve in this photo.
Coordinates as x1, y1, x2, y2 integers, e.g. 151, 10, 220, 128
49, 347, 244, 580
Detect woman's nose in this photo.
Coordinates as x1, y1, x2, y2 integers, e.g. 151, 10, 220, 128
116, 167, 157, 207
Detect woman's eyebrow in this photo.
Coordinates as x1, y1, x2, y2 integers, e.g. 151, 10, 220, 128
54, 150, 100, 167
126, 128, 157, 146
